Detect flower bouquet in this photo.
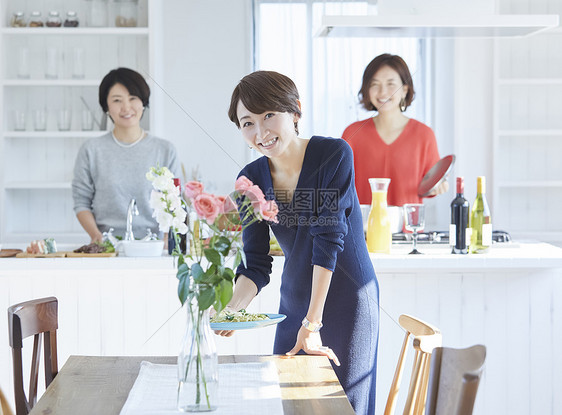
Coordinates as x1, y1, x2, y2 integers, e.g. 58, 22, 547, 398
146, 167, 278, 412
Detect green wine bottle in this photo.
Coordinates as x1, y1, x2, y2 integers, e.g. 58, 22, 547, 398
470, 176, 492, 253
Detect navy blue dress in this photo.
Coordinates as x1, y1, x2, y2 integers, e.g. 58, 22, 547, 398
237, 136, 379, 415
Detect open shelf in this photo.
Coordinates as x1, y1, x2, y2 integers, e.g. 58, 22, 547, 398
4, 182, 72, 189
1, 28, 149, 35
498, 181, 562, 188
3, 131, 106, 138
497, 129, 562, 136
2, 79, 100, 86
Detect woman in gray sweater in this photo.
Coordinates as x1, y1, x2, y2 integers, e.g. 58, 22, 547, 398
72, 67, 179, 242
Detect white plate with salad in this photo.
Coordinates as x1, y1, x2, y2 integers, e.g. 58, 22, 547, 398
210, 309, 286, 331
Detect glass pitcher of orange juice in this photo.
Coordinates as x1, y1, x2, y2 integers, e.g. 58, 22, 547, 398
366, 178, 391, 254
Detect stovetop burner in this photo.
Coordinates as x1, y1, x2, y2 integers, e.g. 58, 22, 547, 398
392, 230, 512, 244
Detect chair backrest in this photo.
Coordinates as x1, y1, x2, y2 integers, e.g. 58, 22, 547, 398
1, 384, 15, 415
425, 345, 487, 415
384, 314, 442, 415
7, 297, 58, 415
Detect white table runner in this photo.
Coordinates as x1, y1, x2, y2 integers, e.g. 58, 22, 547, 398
119, 361, 284, 415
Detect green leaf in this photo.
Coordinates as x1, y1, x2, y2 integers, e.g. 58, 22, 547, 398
205, 265, 221, 285
234, 250, 242, 269
222, 268, 235, 281
212, 285, 222, 313
177, 274, 190, 305
239, 249, 247, 268
198, 286, 215, 310
176, 263, 190, 281
218, 279, 233, 312
214, 236, 231, 256
191, 263, 204, 281
177, 255, 185, 267
204, 248, 222, 266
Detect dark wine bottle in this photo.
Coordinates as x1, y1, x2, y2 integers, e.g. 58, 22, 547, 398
450, 177, 470, 254
168, 178, 188, 255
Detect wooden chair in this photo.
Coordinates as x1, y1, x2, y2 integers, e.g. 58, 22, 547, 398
384, 314, 442, 415
8, 297, 58, 415
1, 385, 15, 415
425, 345, 486, 415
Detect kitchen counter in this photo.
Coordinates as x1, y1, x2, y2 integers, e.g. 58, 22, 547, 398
1, 241, 562, 415
1, 241, 560, 270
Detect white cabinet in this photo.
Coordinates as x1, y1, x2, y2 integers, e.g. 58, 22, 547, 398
0, 0, 154, 244
492, 0, 562, 242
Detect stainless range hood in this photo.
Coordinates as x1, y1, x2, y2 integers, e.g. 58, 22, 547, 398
316, 14, 560, 38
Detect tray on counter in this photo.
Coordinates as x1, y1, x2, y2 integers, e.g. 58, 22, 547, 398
16, 251, 116, 258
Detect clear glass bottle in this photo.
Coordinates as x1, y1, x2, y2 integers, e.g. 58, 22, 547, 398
28, 11, 44, 27
46, 11, 62, 27
10, 12, 27, 27
366, 178, 392, 254
114, 0, 138, 27
86, 0, 108, 27
470, 176, 492, 253
63, 11, 80, 27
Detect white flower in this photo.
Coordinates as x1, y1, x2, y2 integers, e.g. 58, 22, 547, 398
168, 193, 183, 212
147, 166, 176, 192
154, 209, 174, 232
149, 190, 167, 212
172, 215, 188, 234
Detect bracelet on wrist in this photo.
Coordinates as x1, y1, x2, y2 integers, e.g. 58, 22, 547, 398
302, 316, 323, 332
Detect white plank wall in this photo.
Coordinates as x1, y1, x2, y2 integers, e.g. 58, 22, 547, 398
1, 258, 562, 414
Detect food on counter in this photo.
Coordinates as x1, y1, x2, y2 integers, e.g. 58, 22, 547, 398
74, 241, 115, 254
210, 309, 269, 323
26, 238, 57, 254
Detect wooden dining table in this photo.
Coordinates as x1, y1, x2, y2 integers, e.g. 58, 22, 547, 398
28, 354, 355, 415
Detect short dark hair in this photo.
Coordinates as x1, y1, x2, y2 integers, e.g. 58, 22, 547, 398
358, 54, 415, 112
98, 67, 150, 112
228, 71, 302, 134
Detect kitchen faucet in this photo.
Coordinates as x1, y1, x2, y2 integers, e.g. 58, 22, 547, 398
124, 199, 139, 241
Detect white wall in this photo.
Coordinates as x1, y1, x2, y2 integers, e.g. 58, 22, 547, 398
153, 0, 253, 195
452, 38, 495, 207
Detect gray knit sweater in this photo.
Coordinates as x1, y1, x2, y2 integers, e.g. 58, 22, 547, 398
72, 132, 180, 238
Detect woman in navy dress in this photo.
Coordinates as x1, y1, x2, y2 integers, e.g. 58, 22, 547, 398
220, 70, 379, 415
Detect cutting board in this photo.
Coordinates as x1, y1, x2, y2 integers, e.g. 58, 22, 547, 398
66, 252, 116, 257
16, 251, 116, 258
0, 249, 23, 258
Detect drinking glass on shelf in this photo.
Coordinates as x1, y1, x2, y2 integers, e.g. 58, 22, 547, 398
81, 110, 94, 131
33, 109, 47, 131
13, 110, 27, 131
58, 109, 71, 131
403, 203, 425, 255
45, 48, 58, 79
17, 48, 31, 79
72, 47, 85, 79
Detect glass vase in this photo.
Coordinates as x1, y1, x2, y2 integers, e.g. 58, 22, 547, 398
177, 290, 218, 412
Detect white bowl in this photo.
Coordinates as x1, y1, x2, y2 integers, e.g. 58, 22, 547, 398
120, 240, 164, 257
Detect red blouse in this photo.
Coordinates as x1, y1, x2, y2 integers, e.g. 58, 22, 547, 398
342, 118, 440, 206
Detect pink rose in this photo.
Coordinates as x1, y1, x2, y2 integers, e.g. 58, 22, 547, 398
260, 199, 279, 223
245, 185, 266, 204
235, 176, 254, 193
217, 195, 237, 214
184, 181, 204, 199
193, 193, 221, 225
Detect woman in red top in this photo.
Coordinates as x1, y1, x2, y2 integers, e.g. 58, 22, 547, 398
342, 54, 447, 206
